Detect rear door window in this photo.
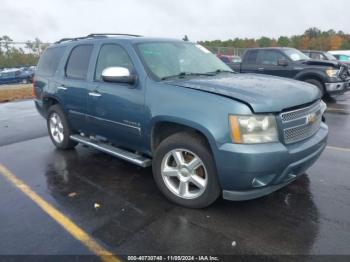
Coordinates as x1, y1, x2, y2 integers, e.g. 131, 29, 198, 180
36, 47, 66, 76
65, 45, 93, 80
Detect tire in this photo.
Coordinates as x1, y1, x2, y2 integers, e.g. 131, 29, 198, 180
304, 79, 325, 97
47, 104, 78, 150
152, 132, 220, 208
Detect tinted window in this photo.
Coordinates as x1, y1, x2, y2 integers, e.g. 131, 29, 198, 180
258, 50, 285, 65
302, 51, 310, 57
37, 47, 66, 76
66, 45, 93, 79
310, 52, 323, 60
95, 44, 133, 81
244, 50, 258, 64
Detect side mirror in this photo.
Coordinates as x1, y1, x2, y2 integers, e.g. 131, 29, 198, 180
277, 59, 288, 66
101, 67, 136, 84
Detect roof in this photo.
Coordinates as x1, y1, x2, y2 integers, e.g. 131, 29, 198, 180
51, 33, 184, 47
246, 47, 295, 51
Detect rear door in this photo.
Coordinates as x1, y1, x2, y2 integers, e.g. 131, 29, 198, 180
56, 44, 94, 133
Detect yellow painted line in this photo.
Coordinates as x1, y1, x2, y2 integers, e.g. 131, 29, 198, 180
0, 164, 121, 262
326, 146, 350, 153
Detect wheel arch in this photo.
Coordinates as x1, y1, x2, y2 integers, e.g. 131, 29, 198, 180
150, 117, 217, 155
295, 71, 327, 84
42, 95, 62, 116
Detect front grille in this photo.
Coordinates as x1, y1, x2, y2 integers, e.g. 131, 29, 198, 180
280, 101, 322, 144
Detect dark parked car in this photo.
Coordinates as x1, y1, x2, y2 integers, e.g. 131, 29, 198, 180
302, 50, 338, 61
0, 68, 33, 85
332, 54, 350, 65
302, 50, 350, 66
230, 47, 350, 97
34, 34, 328, 208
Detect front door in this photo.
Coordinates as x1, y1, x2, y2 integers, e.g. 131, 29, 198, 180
87, 43, 145, 150
256, 50, 294, 78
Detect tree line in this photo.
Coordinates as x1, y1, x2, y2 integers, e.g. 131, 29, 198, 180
1, 27, 350, 68
199, 27, 350, 51
0, 36, 49, 69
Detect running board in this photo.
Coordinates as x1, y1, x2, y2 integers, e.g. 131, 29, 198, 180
70, 134, 152, 167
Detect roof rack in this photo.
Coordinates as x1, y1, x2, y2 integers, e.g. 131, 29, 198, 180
54, 33, 142, 44
86, 33, 142, 38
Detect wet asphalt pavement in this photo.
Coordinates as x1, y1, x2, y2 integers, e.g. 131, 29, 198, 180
0, 95, 349, 260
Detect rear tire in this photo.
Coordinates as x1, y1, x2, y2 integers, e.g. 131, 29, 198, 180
152, 132, 220, 208
47, 105, 78, 150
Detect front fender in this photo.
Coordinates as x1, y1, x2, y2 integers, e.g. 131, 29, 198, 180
149, 116, 218, 152
145, 80, 252, 153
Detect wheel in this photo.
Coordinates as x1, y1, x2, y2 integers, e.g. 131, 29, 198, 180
153, 132, 220, 208
47, 104, 78, 150
304, 79, 325, 97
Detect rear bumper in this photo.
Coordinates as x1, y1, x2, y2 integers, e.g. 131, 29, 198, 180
325, 80, 350, 94
215, 123, 328, 201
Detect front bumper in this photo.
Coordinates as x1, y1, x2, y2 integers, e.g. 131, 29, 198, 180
325, 80, 350, 94
215, 123, 328, 201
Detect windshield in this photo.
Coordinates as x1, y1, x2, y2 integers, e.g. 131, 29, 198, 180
136, 42, 233, 80
284, 49, 310, 61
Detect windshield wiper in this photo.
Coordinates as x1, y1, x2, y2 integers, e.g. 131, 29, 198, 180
161, 72, 214, 80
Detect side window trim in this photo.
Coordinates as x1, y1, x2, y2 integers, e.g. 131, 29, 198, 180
93, 43, 135, 82
65, 44, 94, 80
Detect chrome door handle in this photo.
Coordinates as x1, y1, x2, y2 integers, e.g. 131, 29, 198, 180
89, 92, 101, 97
258, 67, 265, 71
57, 86, 67, 90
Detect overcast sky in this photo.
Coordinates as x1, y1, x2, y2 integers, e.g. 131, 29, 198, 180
1, 0, 350, 43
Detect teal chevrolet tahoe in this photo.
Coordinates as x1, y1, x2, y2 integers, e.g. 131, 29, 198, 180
34, 34, 328, 208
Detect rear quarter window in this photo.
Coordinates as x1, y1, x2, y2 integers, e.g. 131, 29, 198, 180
36, 47, 66, 76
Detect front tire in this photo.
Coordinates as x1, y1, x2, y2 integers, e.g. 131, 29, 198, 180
47, 105, 78, 150
153, 132, 220, 208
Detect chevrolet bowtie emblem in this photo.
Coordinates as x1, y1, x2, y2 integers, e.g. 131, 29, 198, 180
306, 113, 317, 125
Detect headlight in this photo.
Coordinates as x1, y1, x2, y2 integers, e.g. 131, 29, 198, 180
229, 115, 278, 144
326, 68, 340, 78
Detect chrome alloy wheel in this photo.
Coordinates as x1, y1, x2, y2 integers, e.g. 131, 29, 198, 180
161, 149, 208, 199
49, 113, 64, 144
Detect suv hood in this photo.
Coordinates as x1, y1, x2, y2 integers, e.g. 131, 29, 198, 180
167, 74, 321, 113
300, 59, 344, 68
